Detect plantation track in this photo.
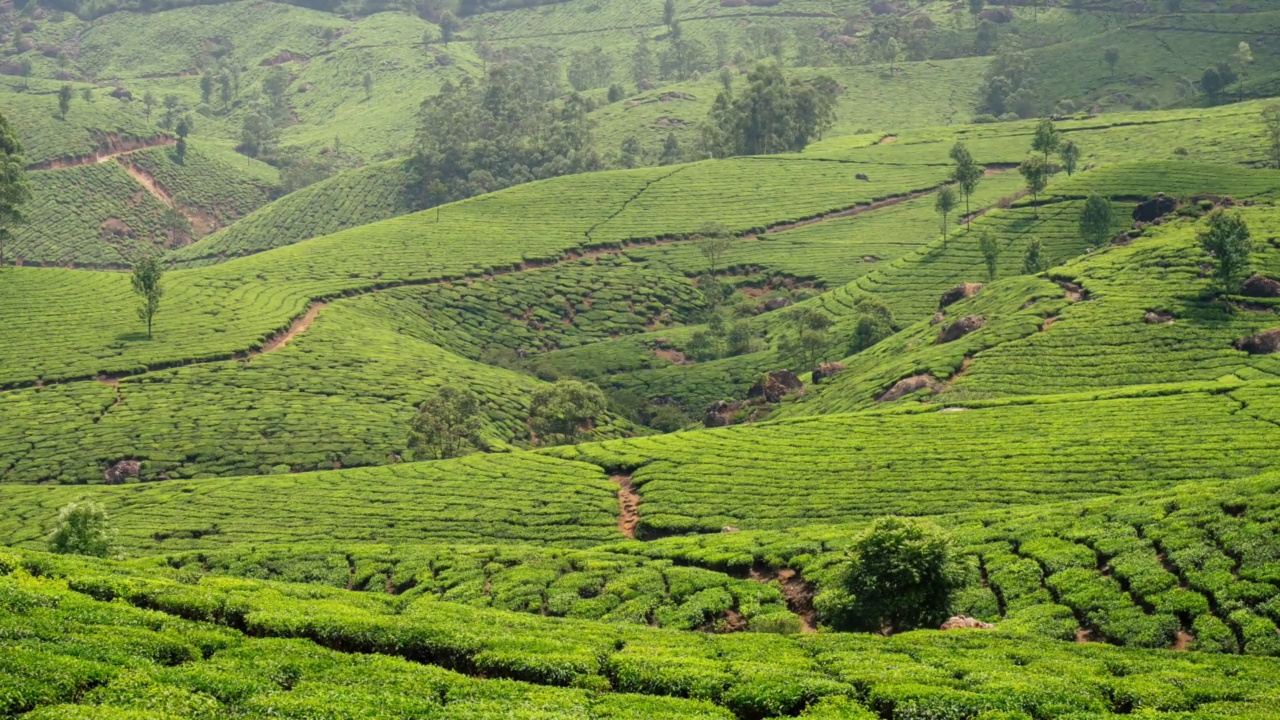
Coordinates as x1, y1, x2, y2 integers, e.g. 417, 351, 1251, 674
613, 475, 641, 540
25, 134, 174, 171
2, 180, 964, 394
117, 158, 204, 232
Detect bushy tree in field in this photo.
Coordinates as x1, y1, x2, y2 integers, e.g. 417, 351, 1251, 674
950, 141, 982, 221
142, 90, 157, 119
659, 131, 682, 166
778, 306, 834, 371
131, 255, 164, 339
849, 296, 895, 354
58, 84, 73, 120
935, 186, 958, 243
1023, 236, 1048, 274
529, 380, 609, 445
1262, 104, 1280, 169
1059, 140, 1081, 176
201, 71, 215, 105
48, 499, 117, 558
1018, 155, 1048, 216
567, 47, 613, 92
408, 386, 485, 460
0, 110, 31, 268
696, 222, 732, 274
979, 230, 1001, 281
816, 516, 963, 633
363, 71, 374, 100
1079, 192, 1114, 248
1104, 47, 1120, 76
968, 0, 984, 29
440, 11, 460, 45
632, 35, 654, 87
978, 51, 1036, 117
1031, 118, 1060, 168
1198, 211, 1252, 294
700, 63, 837, 158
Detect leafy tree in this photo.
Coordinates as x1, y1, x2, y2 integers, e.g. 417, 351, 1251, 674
407, 386, 486, 460
426, 180, 447, 222
700, 63, 837, 157
440, 11, 460, 45
1022, 236, 1048, 274
979, 230, 1001, 281
935, 185, 958, 243
1079, 192, 1114, 247
968, 0, 984, 29
1198, 211, 1253, 294
80, 87, 93, 103
239, 105, 276, 158
696, 222, 733, 274
0, 110, 32, 268
619, 136, 643, 168
48, 499, 117, 557
130, 255, 164, 339
1031, 118, 1060, 168
528, 380, 609, 445
218, 70, 233, 110
568, 47, 613, 91
174, 116, 191, 163
58, 84, 73, 120
142, 90, 157, 119
975, 19, 998, 55
607, 83, 625, 103
664, 0, 676, 30
1104, 46, 1120, 76
1059, 139, 1081, 176
816, 517, 963, 633
978, 51, 1034, 116
1262, 104, 1280, 169
1201, 66, 1225, 101
161, 93, 182, 130
1018, 155, 1048, 216
659, 131, 682, 166
161, 206, 190, 246
778, 306, 834, 371
632, 35, 654, 87
949, 141, 982, 220
363, 71, 374, 99
850, 296, 895, 353
200, 72, 215, 105
1234, 42, 1252, 100
19, 58, 32, 89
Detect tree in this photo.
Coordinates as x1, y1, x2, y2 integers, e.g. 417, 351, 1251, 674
218, 70, 233, 111
426, 180, 447, 222
1263, 104, 1280, 169
968, 0, 985, 29
778, 306, 834, 371
1235, 42, 1252, 101
979, 230, 1000, 281
950, 141, 982, 221
48, 499, 117, 557
440, 11, 460, 45
1201, 66, 1225, 101
407, 386, 485, 460
57, 84, 73, 120
240, 105, 276, 158
1031, 118, 1060, 169
1022, 236, 1048, 274
161, 206, 190, 246
201, 72, 215, 105
1059, 140, 1081, 176
664, 0, 676, 30
659, 131, 682, 166
1104, 46, 1120, 77
1198, 211, 1252, 294
362, 71, 374, 100
161, 94, 182, 130
935, 186, 958, 243
174, 116, 191, 164
1079, 192, 1114, 248
607, 83, 625, 103
528, 380, 609, 445
700, 63, 837, 157
130, 256, 164, 339
142, 90, 157, 119
696, 222, 733, 273
632, 36, 655, 87
19, 58, 32, 89
0, 110, 32, 268
816, 517, 963, 633
1018, 155, 1048, 216
81, 87, 93, 103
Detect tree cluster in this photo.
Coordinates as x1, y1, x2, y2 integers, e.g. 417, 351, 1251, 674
699, 63, 838, 158
977, 51, 1037, 120
0, 110, 31, 267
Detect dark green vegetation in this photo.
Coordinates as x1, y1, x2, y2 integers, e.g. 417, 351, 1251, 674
7, 0, 1280, 718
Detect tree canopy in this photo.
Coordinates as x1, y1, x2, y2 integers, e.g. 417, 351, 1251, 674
700, 63, 838, 158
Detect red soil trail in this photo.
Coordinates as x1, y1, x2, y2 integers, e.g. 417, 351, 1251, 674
613, 475, 641, 539
250, 302, 328, 357
27, 135, 175, 171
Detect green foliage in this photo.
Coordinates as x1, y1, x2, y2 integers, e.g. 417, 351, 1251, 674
950, 141, 982, 219
1018, 155, 1048, 210
1198, 210, 1253, 294
819, 517, 962, 633
1021, 236, 1047, 274
700, 63, 837, 158
57, 85, 73, 121
1079, 192, 1115, 247
529, 380, 610, 445
0, 109, 31, 266
1031, 118, 1061, 167
130, 256, 163, 339
935, 185, 957, 241
48, 499, 116, 557
1059, 140, 1082, 177
407, 386, 486, 461
979, 230, 1000, 281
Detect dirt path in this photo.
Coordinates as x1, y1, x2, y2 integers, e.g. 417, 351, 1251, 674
28, 135, 175, 171
117, 159, 207, 237
613, 475, 641, 539
250, 302, 328, 357
750, 567, 817, 633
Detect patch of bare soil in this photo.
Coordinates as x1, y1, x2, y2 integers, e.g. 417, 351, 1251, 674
878, 374, 939, 402
1172, 629, 1195, 651
28, 134, 175, 171
879, 134, 897, 144
1041, 316, 1058, 332
250, 302, 328, 357
1056, 280, 1088, 302
1076, 628, 1098, 643
613, 475, 641, 539
654, 348, 690, 365
777, 569, 817, 633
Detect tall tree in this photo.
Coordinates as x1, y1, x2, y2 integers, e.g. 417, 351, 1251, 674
779, 306, 835, 371
143, 90, 157, 119
1058, 140, 1081, 176
440, 11, 460, 45
528, 380, 609, 445
664, 0, 676, 30
632, 35, 655, 87
130, 256, 164, 339
950, 141, 982, 221
1198, 211, 1253, 294
1022, 236, 1048, 274
19, 58, 32, 89
1018, 155, 1048, 216
426, 180, 447, 222
1079, 192, 1115, 248
407, 386, 486, 460
700, 63, 837, 158
968, 0, 985, 29
979, 231, 1001, 281
935, 186, 958, 244
363, 71, 374, 99
174, 116, 191, 164
0, 110, 31, 268
161, 206, 190, 246
659, 131, 682, 166
1031, 118, 1060, 169
696, 222, 733, 274
200, 72, 215, 105
1263, 104, 1280, 169
58, 84, 73, 120
161, 94, 182, 130
1104, 47, 1120, 77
